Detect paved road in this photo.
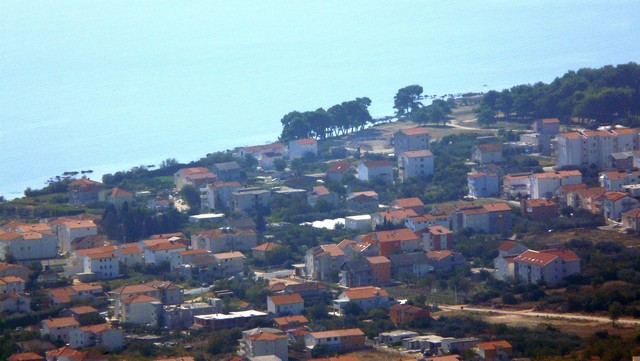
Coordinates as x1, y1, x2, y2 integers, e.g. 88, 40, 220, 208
440, 305, 640, 325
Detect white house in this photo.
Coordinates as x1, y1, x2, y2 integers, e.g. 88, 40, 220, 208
333, 286, 390, 314
357, 161, 394, 183
472, 143, 502, 164
143, 241, 187, 265
513, 249, 580, 286
81, 249, 119, 280
69, 323, 123, 351
393, 127, 431, 155
288, 138, 318, 160
191, 228, 257, 253
529, 170, 582, 199
267, 293, 305, 316
58, 220, 98, 254
119, 294, 163, 326
115, 244, 143, 267
399, 150, 434, 180
602, 191, 639, 221
242, 327, 289, 361
41, 317, 80, 342
599, 170, 640, 191
0, 231, 58, 261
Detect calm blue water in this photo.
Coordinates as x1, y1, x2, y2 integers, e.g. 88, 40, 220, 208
2, 1, 639, 199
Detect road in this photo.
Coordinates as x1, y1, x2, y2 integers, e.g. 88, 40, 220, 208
184, 286, 211, 296
439, 305, 640, 325
449, 117, 497, 132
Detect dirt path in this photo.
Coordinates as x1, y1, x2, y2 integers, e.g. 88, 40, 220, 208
439, 305, 640, 326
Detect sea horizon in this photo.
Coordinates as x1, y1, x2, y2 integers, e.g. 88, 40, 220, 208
2, 1, 640, 199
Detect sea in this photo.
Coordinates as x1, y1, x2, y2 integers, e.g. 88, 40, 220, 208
2, 1, 640, 199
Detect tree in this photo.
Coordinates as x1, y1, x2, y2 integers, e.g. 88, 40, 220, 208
180, 185, 201, 213
608, 301, 623, 326
273, 158, 287, 171
394, 85, 424, 117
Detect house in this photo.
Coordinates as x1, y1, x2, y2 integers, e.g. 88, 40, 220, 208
144, 240, 187, 265
68, 178, 104, 206
529, 170, 582, 199
106, 187, 134, 208
599, 170, 640, 191
405, 214, 450, 232
0, 292, 31, 313
41, 317, 80, 342
390, 197, 425, 213
338, 240, 379, 261
399, 150, 434, 180
472, 144, 502, 164
357, 161, 394, 183
360, 228, 421, 257
520, 199, 559, 222
273, 315, 309, 331
394, 127, 431, 155
450, 202, 513, 234
402, 335, 445, 354
260, 151, 285, 170
375, 209, 417, 226
307, 186, 339, 207
333, 286, 390, 314
241, 327, 289, 361
58, 219, 98, 254
621, 208, 640, 231
174, 167, 216, 190
267, 293, 304, 316
162, 302, 217, 329
211, 161, 243, 181
47, 283, 103, 306
493, 241, 529, 281
532, 118, 560, 155
378, 330, 419, 345
252, 242, 281, 261
73, 246, 119, 280
232, 187, 272, 212
304, 328, 366, 352
346, 191, 379, 213
556, 129, 640, 169
610, 151, 634, 170
513, 249, 580, 286
467, 172, 500, 198
192, 227, 257, 253
0, 230, 58, 262
388, 252, 432, 280
143, 280, 183, 305
204, 181, 242, 210
474, 340, 512, 361
238, 142, 287, 160
602, 191, 638, 221
115, 243, 143, 267
339, 256, 391, 287
70, 235, 106, 251
213, 251, 245, 278
45, 346, 108, 361
344, 215, 373, 232
389, 304, 430, 325
426, 250, 466, 271
422, 225, 454, 252
0, 263, 30, 280
119, 294, 162, 326
109, 283, 162, 320
326, 161, 356, 182
306, 244, 346, 281
566, 186, 606, 213
192, 310, 269, 331
69, 323, 123, 351
60, 305, 99, 325
502, 174, 531, 198
281, 282, 330, 305
289, 138, 318, 159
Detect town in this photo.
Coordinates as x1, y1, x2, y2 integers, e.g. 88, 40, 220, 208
1, 71, 640, 361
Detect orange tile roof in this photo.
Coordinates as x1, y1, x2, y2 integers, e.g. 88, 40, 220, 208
542, 118, 560, 124
196, 228, 256, 239
560, 183, 588, 192
253, 242, 281, 252
269, 293, 304, 305
274, 314, 309, 326
542, 248, 580, 262
350, 191, 378, 198
603, 191, 628, 202
392, 197, 424, 209
498, 241, 517, 252
177, 167, 209, 176
310, 328, 364, 339
343, 286, 388, 300
327, 161, 353, 173
427, 250, 453, 261
400, 127, 430, 136
313, 186, 331, 196
482, 203, 512, 212
380, 209, 418, 222
427, 225, 452, 235
110, 284, 158, 295
146, 241, 186, 251
366, 256, 390, 264
296, 138, 317, 145
79, 323, 113, 334
477, 340, 512, 350
214, 251, 245, 259
248, 331, 288, 341
8, 352, 45, 361
121, 294, 160, 304
514, 250, 558, 266
76, 246, 116, 255
62, 220, 97, 229
476, 143, 502, 153
403, 149, 433, 158
117, 245, 143, 255
583, 130, 613, 137
110, 187, 133, 198
243, 142, 285, 153
316, 244, 345, 257
362, 228, 419, 244
524, 199, 557, 207
69, 306, 98, 314
0, 231, 21, 241
179, 249, 209, 256
42, 317, 79, 328
611, 127, 640, 135
362, 160, 393, 168
559, 132, 584, 140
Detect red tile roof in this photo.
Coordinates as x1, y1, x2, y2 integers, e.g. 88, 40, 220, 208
542, 118, 560, 124
403, 149, 433, 157
296, 138, 317, 145
42, 317, 79, 328
392, 197, 424, 209
427, 250, 453, 261
514, 250, 558, 266
362, 228, 419, 244
110, 187, 133, 198
146, 241, 186, 251
362, 160, 393, 168
253, 242, 281, 252
524, 199, 557, 207
498, 241, 517, 252
482, 203, 512, 212
477, 340, 512, 350
268, 293, 304, 305
366, 256, 390, 264
343, 286, 388, 300
476, 143, 502, 153
310, 328, 364, 339
327, 161, 353, 173
603, 191, 628, 202
559, 132, 584, 140
274, 314, 309, 327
